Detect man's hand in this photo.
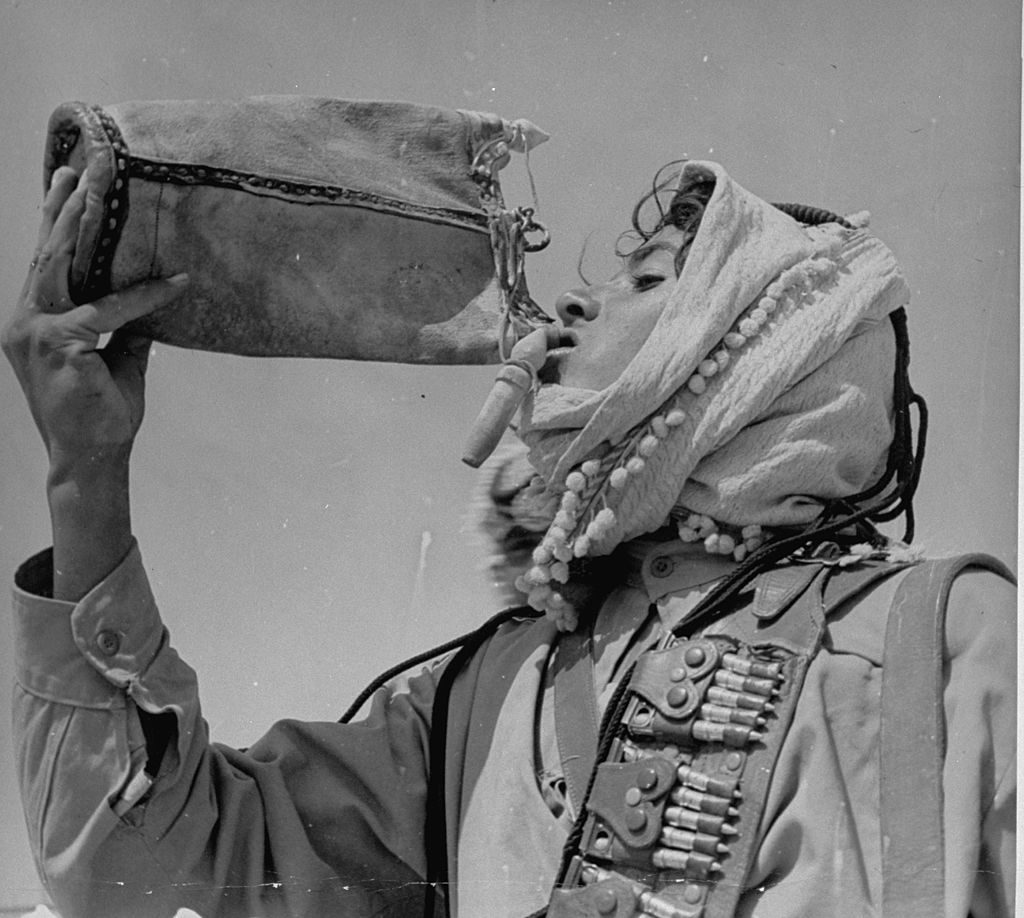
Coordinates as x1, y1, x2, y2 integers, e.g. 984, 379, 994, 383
3, 167, 189, 599
3, 167, 188, 467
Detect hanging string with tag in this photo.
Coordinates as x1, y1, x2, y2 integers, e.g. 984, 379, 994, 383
463, 127, 574, 468
471, 126, 553, 360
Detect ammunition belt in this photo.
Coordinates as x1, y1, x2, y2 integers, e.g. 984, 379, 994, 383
545, 561, 845, 918
544, 559, 916, 918
551, 633, 799, 918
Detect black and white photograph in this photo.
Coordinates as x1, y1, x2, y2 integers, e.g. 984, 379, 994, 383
0, 2, 1017, 916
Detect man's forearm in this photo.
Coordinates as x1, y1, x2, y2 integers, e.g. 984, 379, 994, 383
47, 448, 134, 601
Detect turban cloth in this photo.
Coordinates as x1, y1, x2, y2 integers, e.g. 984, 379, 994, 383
515, 161, 909, 621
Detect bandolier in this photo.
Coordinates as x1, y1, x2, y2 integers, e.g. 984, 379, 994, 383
545, 555, 920, 918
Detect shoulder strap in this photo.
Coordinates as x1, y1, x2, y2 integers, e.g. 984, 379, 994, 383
879, 553, 1014, 918
553, 627, 601, 817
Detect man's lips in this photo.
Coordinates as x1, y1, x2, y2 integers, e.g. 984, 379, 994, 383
537, 327, 577, 384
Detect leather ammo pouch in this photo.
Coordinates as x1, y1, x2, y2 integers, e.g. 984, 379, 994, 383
44, 96, 545, 364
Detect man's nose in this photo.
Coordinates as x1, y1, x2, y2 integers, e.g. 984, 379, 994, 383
555, 287, 600, 324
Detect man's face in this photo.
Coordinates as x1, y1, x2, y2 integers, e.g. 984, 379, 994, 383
543, 226, 686, 391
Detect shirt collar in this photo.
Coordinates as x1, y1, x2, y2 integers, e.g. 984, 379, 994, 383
620, 537, 740, 603
590, 538, 741, 665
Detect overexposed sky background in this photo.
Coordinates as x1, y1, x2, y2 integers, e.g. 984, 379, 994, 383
0, 0, 1018, 907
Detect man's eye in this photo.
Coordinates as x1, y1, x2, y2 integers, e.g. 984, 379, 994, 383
632, 274, 666, 292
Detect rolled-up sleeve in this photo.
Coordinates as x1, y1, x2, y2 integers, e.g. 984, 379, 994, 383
12, 542, 440, 918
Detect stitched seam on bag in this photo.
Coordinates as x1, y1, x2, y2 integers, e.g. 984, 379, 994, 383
148, 182, 164, 280
82, 105, 131, 301
127, 156, 491, 231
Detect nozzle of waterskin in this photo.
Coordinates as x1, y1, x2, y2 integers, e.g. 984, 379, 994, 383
461, 324, 574, 468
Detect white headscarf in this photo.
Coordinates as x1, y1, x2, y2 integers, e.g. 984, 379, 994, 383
514, 161, 910, 627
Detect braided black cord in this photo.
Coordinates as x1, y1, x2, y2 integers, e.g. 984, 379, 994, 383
337, 610, 532, 724
872, 390, 928, 534
770, 201, 853, 229
843, 309, 917, 502
672, 474, 915, 641
550, 657, 639, 891
843, 309, 927, 539
842, 310, 913, 507
672, 302, 927, 639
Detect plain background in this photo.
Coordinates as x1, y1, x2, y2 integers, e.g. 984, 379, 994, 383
0, 1, 1018, 908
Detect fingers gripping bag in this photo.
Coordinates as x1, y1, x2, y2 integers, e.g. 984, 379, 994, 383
44, 96, 549, 363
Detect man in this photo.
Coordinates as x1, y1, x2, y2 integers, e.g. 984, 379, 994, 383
5, 160, 1014, 918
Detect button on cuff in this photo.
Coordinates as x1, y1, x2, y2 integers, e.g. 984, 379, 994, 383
69, 540, 166, 687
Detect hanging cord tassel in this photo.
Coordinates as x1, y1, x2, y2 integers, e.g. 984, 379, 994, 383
472, 133, 552, 361
464, 140, 556, 468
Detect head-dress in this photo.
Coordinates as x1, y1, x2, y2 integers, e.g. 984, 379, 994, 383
512, 161, 919, 631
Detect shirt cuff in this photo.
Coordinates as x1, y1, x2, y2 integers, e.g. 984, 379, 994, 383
13, 540, 166, 708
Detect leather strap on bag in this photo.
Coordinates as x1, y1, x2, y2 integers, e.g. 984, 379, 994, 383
879, 553, 1014, 918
